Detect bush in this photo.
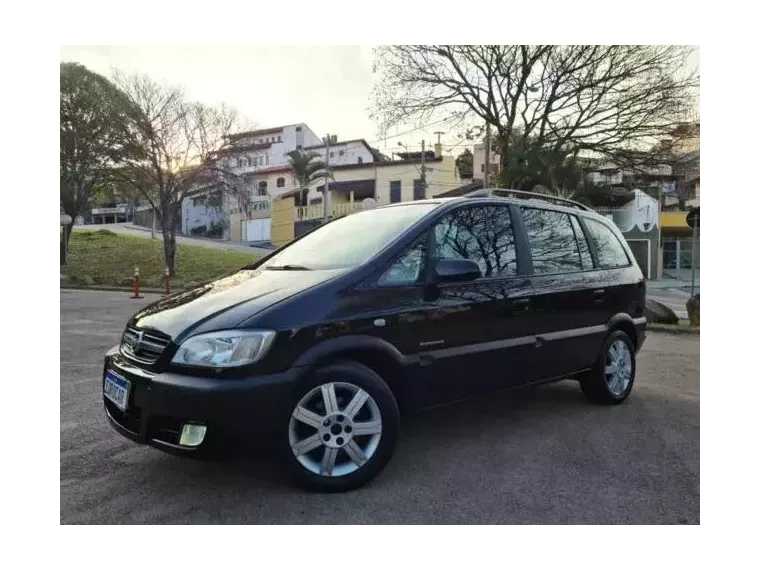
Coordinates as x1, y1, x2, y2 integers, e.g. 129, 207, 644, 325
94, 229, 117, 237
190, 225, 206, 236
686, 294, 700, 327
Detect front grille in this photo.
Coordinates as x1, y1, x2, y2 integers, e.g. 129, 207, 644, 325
120, 326, 171, 364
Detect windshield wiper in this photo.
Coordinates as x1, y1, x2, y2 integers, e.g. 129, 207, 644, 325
264, 264, 312, 271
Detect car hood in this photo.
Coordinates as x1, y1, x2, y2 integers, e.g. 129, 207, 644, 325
129, 267, 346, 340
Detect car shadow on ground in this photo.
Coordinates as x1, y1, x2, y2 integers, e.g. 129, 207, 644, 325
143, 379, 589, 490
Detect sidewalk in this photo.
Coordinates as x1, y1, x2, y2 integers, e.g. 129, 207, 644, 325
647, 277, 700, 292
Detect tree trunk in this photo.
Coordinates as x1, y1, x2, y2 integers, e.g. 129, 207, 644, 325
161, 204, 178, 276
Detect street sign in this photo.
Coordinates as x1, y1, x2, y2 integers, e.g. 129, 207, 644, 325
686, 207, 700, 229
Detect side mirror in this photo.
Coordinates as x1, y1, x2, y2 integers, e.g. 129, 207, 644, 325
434, 258, 481, 283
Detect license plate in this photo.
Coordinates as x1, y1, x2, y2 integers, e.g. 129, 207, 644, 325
104, 370, 131, 411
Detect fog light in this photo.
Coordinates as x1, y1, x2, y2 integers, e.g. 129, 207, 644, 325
179, 423, 207, 447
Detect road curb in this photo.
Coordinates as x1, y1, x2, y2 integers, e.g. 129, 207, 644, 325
648, 323, 700, 335
61, 285, 165, 294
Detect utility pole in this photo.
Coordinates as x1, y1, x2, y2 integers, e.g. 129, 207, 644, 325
420, 139, 427, 195
323, 134, 331, 223
484, 123, 492, 187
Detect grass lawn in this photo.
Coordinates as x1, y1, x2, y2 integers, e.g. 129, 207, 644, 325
61, 230, 259, 288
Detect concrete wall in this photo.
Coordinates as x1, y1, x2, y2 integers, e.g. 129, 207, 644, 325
308, 141, 375, 167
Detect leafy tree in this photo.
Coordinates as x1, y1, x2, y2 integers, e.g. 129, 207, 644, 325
455, 148, 473, 179
286, 150, 332, 207
60, 62, 136, 239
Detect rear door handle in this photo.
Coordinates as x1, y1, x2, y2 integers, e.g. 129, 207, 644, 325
593, 289, 605, 303
512, 298, 530, 312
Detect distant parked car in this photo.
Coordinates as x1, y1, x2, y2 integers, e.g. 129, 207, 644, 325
103, 189, 646, 492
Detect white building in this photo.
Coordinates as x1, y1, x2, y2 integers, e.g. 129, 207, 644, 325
181, 125, 378, 242
472, 142, 501, 183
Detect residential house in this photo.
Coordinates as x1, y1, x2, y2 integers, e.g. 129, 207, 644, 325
181, 123, 324, 241
472, 142, 501, 183
270, 143, 460, 245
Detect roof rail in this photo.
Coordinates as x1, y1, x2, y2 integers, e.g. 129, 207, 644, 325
464, 188, 592, 212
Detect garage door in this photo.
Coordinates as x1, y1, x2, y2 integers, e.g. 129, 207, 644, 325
245, 218, 272, 242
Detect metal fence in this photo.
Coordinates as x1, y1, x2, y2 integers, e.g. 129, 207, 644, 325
662, 236, 700, 281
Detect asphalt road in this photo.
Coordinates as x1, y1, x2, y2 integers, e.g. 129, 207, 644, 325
61, 290, 700, 524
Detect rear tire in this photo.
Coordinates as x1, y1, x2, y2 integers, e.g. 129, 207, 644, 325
280, 361, 400, 492
580, 330, 636, 405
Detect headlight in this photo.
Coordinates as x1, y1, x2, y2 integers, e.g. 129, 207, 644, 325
171, 330, 276, 368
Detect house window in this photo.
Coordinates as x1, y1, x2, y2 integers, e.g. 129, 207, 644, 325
277, 135, 282, 142
192, 196, 205, 207
296, 126, 302, 132
277, 177, 285, 188
266, 154, 270, 165
247, 157, 252, 167
297, 145, 302, 150
480, 164, 484, 173
339, 150, 345, 156
237, 158, 243, 168
329, 152, 334, 158
413, 179, 425, 200
358, 157, 363, 164
258, 181, 268, 196
390, 181, 401, 203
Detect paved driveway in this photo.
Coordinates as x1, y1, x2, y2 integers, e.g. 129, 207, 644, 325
61, 290, 699, 524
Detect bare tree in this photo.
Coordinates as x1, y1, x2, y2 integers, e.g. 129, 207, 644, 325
113, 72, 243, 274
372, 45, 698, 191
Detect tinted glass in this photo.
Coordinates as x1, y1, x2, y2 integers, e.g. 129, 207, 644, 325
378, 235, 427, 286
434, 205, 516, 277
262, 204, 437, 270
522, 208, 583, 274
570, 215, 594, 270
584, 217, 631, 268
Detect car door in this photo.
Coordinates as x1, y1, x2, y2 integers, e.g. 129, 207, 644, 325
420, 203, 536, 402
580, 215, 646, 330
519, 207, 605, 380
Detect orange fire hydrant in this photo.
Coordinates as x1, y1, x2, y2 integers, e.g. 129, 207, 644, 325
131, 266, 143, 299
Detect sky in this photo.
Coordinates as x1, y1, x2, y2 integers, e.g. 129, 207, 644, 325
60, 46, 699, 158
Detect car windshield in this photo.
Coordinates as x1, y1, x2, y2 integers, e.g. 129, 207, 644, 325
261, 204, 438, 270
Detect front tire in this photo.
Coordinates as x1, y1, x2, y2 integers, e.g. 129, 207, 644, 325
580, 330, 636, 405
281, 361, 400, 492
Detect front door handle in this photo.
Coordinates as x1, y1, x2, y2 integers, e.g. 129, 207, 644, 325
512, 298, 530, 312
593, 289, 605, 303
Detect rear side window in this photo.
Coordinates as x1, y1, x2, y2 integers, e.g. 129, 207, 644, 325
522, 208, 584, 274
434, 205, 517, 277
583, 217, 631, 269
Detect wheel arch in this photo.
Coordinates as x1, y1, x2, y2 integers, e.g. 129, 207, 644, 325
292, 335, 412, 407
607, 313, 638, 348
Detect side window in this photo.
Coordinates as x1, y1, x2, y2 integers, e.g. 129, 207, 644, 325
584, 217, 631, 268
434, 205, 516, 278
522, 208, 583, 274
377, 236, 427, 287
570, 215, 594, 270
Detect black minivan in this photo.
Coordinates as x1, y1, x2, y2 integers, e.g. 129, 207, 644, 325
103, 189, 646, 492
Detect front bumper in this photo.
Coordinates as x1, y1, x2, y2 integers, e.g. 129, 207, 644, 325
102, 347, 303, 454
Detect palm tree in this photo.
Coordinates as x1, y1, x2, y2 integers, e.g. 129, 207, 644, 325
286, 150, 332, 208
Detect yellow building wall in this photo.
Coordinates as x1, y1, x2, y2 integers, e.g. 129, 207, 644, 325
660, 211, 688, 229
271, 196, 295, 247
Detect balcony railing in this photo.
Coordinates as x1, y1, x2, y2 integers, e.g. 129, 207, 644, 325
296, 202, 362, 221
